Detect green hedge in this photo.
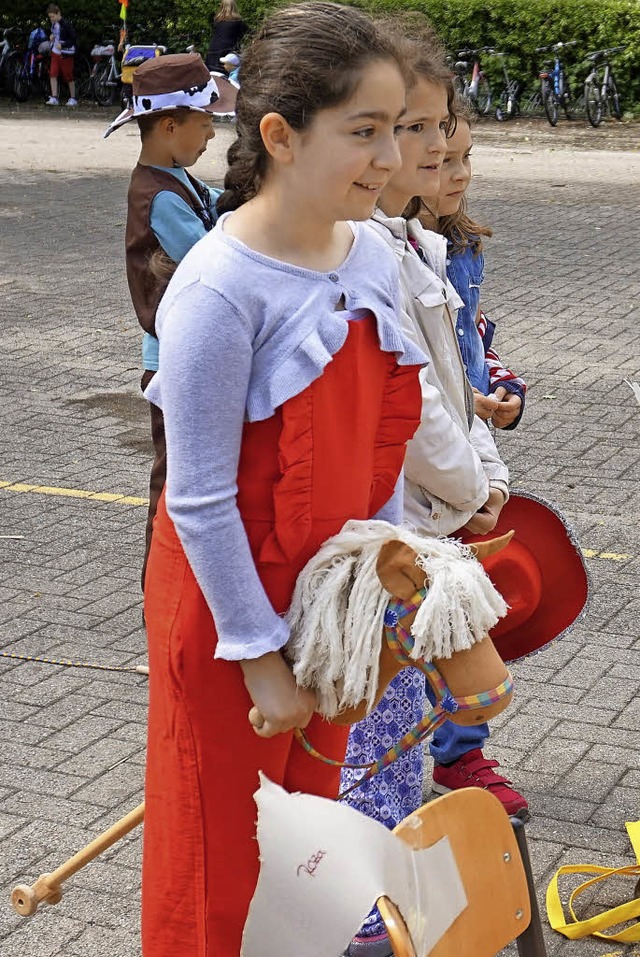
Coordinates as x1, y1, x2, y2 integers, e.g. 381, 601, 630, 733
3, 0, 637, 106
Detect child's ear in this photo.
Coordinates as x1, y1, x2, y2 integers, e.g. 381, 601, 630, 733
260, 112, 295, 165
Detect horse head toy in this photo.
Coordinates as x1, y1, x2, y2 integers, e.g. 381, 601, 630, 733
250, 520, 515, 790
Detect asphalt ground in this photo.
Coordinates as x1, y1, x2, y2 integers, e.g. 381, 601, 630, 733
0, 105, 639, 956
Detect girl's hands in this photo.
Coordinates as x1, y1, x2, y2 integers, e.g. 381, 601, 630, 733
241, 651, 317, 738
463, 487, 505, 535
490, 387, 522, 429
472, 388, 500, 421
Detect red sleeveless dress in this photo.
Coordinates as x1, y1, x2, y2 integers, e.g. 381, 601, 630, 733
142, 313, 422, 957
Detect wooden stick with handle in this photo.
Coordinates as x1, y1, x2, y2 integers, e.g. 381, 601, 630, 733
11, 802, 145, 916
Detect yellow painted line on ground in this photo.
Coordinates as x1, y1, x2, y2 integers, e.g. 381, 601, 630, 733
0, 483, 636, 551
0, 480, 149, 507
582, 548, 632, 562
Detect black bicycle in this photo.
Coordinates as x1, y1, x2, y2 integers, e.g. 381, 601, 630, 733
492, 52, 520, 121
536, 40, 577, 126
450, 47, 493, 115
0, 27, 23, 93
584, 45, 625, 127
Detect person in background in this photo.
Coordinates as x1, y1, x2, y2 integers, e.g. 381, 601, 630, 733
45, 3, 77, 107
205, 0, 248, 71
103, 52, 222, 587
219, 51, 240, 84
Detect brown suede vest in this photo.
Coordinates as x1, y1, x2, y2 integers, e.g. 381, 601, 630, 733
125, 164, 209, 335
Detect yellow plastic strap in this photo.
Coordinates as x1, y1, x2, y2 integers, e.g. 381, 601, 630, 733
626, 820, 640, 862
547, 820, 640, 943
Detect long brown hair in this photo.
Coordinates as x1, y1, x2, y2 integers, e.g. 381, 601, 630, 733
217, 1, 406, 214
433, 109, 492, 256
215, 0, 242, 22
438, 199, 493, 257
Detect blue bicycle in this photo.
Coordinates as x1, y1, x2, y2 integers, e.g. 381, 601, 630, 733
537, 40, 577, 126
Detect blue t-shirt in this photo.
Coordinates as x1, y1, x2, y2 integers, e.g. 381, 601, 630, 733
142, 167, 222, 371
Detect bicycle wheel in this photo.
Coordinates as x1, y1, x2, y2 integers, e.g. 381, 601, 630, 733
452, 74, 466, 102
73, 53, 92, 101
36, 59, 51, 100
606, 74, 622, 119
475, 73, 492, 114
92, 60, 116, 105
561, 84, 574, 120
584, 81, 602, 127
542, 82, 558, 126
3, 51, 21, 91
12, 63, 31, 102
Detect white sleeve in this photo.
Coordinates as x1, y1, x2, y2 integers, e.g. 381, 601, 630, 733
403, 369, 489, 513
470, 415, 510, 498
156, 281, 290, 661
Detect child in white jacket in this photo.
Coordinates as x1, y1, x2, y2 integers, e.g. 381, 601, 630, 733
341, 34, 510, 957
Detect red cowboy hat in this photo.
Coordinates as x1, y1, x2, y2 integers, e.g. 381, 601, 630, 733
460, 491, 590, 662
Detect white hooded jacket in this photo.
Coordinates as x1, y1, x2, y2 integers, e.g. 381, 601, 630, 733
367, 209, 509, 536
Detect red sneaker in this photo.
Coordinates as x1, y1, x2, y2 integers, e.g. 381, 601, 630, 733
432, 748, 530, 821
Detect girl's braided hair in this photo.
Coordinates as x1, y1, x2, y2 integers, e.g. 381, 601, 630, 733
217, 1, 405, 214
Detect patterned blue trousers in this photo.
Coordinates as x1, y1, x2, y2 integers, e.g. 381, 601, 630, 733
340, 668, 426, 938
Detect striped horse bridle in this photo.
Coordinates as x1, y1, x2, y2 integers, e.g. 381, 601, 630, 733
294, 589, 514, 801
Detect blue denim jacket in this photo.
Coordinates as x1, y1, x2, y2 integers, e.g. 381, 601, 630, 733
446, 244, 490, 393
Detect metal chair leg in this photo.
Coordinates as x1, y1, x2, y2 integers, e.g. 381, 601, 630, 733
511, 817, 548, 957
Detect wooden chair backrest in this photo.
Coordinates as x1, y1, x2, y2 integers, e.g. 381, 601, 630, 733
379, 788, 531, 957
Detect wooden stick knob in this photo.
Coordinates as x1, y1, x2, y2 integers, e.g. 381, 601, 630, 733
248, 706, 264, 729
11, 875, 61, 916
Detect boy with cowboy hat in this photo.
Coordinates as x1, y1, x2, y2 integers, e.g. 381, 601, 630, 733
104, 52, 222, 585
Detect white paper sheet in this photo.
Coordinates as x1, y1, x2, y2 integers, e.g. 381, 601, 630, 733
242, 776, 467, 957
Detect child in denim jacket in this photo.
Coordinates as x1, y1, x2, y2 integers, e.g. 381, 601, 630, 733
412, 110, 529, 831
421, 112, 527, 430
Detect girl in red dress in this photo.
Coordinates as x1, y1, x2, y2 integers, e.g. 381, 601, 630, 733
141, 4, 424, 955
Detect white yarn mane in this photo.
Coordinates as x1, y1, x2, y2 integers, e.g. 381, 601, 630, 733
285, 520, 508, 719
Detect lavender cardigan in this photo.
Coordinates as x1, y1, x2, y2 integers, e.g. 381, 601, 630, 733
145, 215, 426, 659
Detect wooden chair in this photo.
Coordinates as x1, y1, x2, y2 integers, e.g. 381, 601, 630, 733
11, 790, 548, 957
378, 788, 547, 957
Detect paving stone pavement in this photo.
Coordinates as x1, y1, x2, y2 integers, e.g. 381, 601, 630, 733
0, 115, 639, 957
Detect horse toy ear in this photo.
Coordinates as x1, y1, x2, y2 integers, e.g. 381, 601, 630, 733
377, 532, 515, 600
376, 540, 427, 599
468, 530, 515, 563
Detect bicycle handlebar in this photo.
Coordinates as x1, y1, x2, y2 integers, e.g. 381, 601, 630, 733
456, 46, 495, 57
584, 44, 626, 60
535, 40, 578, 53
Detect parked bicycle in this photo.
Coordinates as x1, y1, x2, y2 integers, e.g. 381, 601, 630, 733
584, 45, 625, 127
12, 25, 49, 102
0, 27, 23, 92
536, 40, 577, 126
450, 47, 493, 115
492, 52, 520, 121
85, 26, 124, 106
